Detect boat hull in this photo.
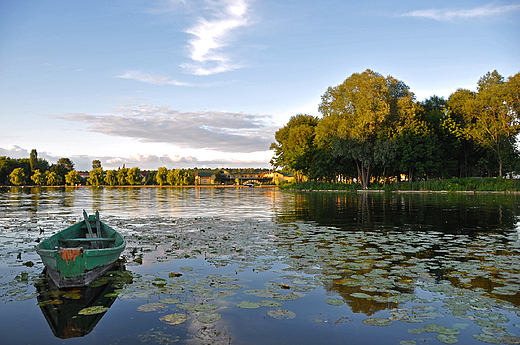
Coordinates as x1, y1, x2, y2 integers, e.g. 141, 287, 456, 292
36, 215, 126, 288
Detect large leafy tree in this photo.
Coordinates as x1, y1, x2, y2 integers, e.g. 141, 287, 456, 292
456, 71, 520, 176
31, 169, 44, 185
88, 168, 104, 186
105, 170, 117, 186
10, 167, 25, 185
65, 170, 80, 186
126, 167, 141, 185
45, 171, 61, 186
156, 167, 168, 186
317, 69, 416, 188
117, 168, 128, 185
51, 158, 75, 182
270, 114, 319, 180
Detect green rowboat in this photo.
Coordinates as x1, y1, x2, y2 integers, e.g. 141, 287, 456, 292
36, 211, 126, 288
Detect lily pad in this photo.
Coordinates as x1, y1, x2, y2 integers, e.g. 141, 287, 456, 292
159, 313, 187, 325
472, 334, 501, 344
258, 300, 282, 307
197, 312, 222, 323
237, 300, 260, 309
176, 302, 197, 311
78, 306, 108, 315
437, 334, 458, 344
362, 318, 393, 326
500, 336, 520, 344
325, 298, 344, 306
137, 303, 167, 312
194, 303, 219, 312
273, 293, 299, 301
267, 309, 296, 320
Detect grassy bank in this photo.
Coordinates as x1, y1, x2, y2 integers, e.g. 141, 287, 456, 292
282, 177, 520, 192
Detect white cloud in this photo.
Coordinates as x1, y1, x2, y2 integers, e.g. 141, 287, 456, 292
0, 145, 29, 158
182, 0, 251, 75
400, 3, 520, 21
57, 103, 276, 153
117, 71, 189, 86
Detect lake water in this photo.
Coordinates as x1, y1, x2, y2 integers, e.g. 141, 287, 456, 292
1, 187, 520, 345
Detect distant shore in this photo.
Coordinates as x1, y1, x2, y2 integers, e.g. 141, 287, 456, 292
1, 184, 278, 189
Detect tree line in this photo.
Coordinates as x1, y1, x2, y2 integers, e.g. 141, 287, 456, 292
0, 153, 269, 186
270, 69, 520, 189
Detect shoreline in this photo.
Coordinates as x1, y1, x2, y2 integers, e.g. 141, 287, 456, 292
0, 184, 278, 189
2, 184, 519, 193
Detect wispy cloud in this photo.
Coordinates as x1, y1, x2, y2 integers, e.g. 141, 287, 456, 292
182, 0, 251, 75
57, 103, 275, 153
399, 3, 520, 21
117, 71, 189, 86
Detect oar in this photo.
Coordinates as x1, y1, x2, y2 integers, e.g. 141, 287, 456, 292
95, 210, 101, 237
83, 210, 98, 248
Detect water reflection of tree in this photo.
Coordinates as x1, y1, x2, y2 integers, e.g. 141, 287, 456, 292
276, 191, 520, 234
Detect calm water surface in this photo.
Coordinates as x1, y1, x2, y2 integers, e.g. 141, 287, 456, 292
1, 187, 520, 345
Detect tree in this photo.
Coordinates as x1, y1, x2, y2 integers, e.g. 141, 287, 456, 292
270, 114, 319, 180
317, 69, 417, 188
394, 120, 439, 181
31, 169, 44, 185
10, 167, 24, 185
117, 168, 128, 185
92, 160, 102, 169
167, 169, 179, 185
51, 158, 75, 183
45, 171, 61, 186
57, 158, 74, 171
126, 167, 141, 185
88, 168, 104, 186
458, 71, 520, 176
105, 170, 117, 186
156, 167, 168, 186
65, 170, 80, 186
30, 149, 38, 172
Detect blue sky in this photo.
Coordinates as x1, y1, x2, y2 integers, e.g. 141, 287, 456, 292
1, 0, 519, 171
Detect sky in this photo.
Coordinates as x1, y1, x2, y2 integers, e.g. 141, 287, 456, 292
1, 0, 519, 171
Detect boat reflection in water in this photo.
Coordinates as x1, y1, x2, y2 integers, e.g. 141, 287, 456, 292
35, 263, 130, 339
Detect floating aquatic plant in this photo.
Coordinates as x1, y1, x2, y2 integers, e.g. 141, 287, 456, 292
159, 313, 188, 325
137, 303, 167, 312
236, 300, 260, 309
267, 309, 295, 320
362, 318, 393, 326
196, 312, 221, 323
78, 306, 108, 315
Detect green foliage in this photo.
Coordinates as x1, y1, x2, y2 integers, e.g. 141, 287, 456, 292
31, 169, 44, 185
126, 167, 141, 185
270, 114, 319, 178
92, 160, 102, 169
457, 71, 520, 176
317, 69, 417, 188
10, 168, 25, 186
105, 170, 117, 186
271, 69, 520, 184
45, 171, 61, 186
156, 167, 168, 186
117, 168, 128, 185
88, 168, 104, 186
167, 169, 193, 186
29, 149, 38, 172
65, 170, 80, 186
